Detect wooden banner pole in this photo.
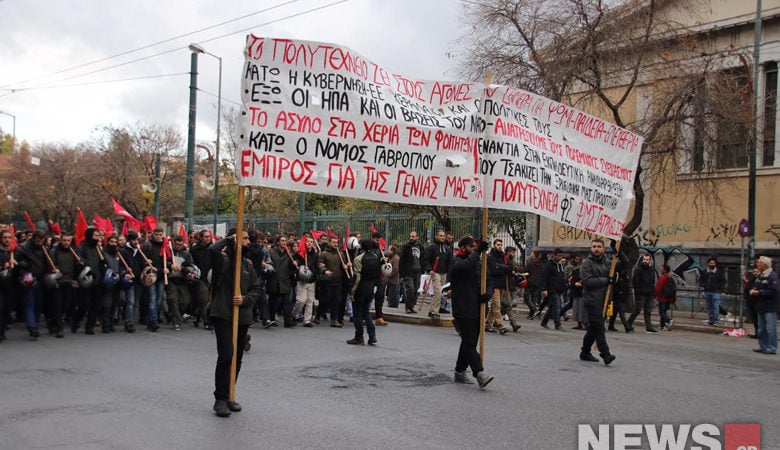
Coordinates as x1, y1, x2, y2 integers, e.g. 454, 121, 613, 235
228, 186, 246, 402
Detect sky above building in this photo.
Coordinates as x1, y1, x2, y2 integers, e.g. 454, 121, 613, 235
0, 0, 465, 146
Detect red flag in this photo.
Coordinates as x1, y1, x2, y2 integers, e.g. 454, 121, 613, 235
121, 221, 128, 237
93, 214, 113, 243
344, 224, 351, 250
298, 236, 307, 260
310, 230, 325, 241
8, 224, 18, 251
326, 227, 337, 238
160, 236, 172, 258
144, 216, 157, 232
112, 198, 143, 231
22, 211, 36, 230
47, 220, 62, 235
370, 223, 387, 251
178, 223, 187, 242
74, 208, 88, 245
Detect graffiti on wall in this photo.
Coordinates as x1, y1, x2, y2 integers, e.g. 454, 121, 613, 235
707, 223, 739, 245
637, 246, 705, 288
558, 224, 692, 248
767, 224, 780, 246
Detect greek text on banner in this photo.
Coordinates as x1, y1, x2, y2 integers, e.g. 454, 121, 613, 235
238, 36, 643, 240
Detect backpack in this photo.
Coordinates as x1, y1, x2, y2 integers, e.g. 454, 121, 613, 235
662, 276, 677, 299
360, 251, 382, 281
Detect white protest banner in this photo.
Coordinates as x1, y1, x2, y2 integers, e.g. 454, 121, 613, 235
238, 36, 643, 240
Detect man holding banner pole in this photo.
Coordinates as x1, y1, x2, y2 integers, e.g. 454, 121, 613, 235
579, 238, 617, 366
450, 235, 494, 389
208, 225, 261, 417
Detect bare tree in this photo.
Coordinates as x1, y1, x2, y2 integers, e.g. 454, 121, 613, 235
457, 0, 754, 260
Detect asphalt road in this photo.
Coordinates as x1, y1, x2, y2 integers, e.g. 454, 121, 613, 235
1, 320, 778, 449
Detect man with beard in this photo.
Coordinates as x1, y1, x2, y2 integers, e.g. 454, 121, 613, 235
141, 227, 167, 332
75, 227, 104, 335
15, 229, 49, 338
293, 236, 318, 327
189, 230, 215, 330
317, 236, 348, 328
399, 231, 424, 314
166, 235, 194, 331
423, 230, 452, 317
119, 231, 143, 333
100, 234, 121, 333
267, 235, 296, 327
208, 230, 262, 417
579, 239, 616, 366
49, 232, 79, 338
630, 253, 658, 333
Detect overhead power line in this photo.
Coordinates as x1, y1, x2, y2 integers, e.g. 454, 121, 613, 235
1, 0, 349, 94
0, 0, 302, 90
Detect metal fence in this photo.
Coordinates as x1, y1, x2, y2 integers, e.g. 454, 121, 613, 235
192, 208, 531, 252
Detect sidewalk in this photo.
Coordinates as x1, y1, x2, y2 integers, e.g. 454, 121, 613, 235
377, 302, 749, 335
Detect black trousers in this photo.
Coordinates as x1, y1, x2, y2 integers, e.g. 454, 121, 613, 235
352, 280, 376, 339
320, 282, 342, 322
373, 279, 386, 319
74, 286, 103, 331
47, 284, 74, 331
403, 273, 420, 310
454, 317, 484, 376
212, 317, 249, 401
581, 299, 611, 357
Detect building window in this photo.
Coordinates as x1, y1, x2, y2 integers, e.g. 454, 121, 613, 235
681, 68, 753, 173
764, 61, 777, 167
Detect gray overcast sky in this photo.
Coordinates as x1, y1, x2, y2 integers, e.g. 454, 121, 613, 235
0, 0, 466, 146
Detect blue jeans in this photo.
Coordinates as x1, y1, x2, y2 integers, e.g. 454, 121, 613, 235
147, 281, 164, 323
22, 284, 43, 331
757, 311, 778, 353
703, 291, 720, 325
658, 302, 671, 329
120, 283, 138, 324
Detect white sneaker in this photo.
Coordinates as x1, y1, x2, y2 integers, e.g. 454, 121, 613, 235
666, 319, 674, 331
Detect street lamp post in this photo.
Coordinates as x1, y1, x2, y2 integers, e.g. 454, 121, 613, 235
0, 110, 16, 152
189, 43, 222, 236
185, 46, 200, 233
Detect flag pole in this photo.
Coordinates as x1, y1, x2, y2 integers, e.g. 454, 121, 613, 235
229, 186, 246, 402
479, 73, 492, 366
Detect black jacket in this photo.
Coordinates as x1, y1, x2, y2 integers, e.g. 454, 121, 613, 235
267, 245, 295, 294
15, 240, 48, 279
399, 241, 423, 276
189, 242, 213, 283
540, 258, 567, 294
751, 270, 780, 314
120, 243, 144, 279
487, 248, 513, 290
449, 250, 482, 320
207, 238, 261, 324
424, 241, 451, 274
581, 252, 611, 311
632, 262, 656, 297
700, 268, 726, 293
